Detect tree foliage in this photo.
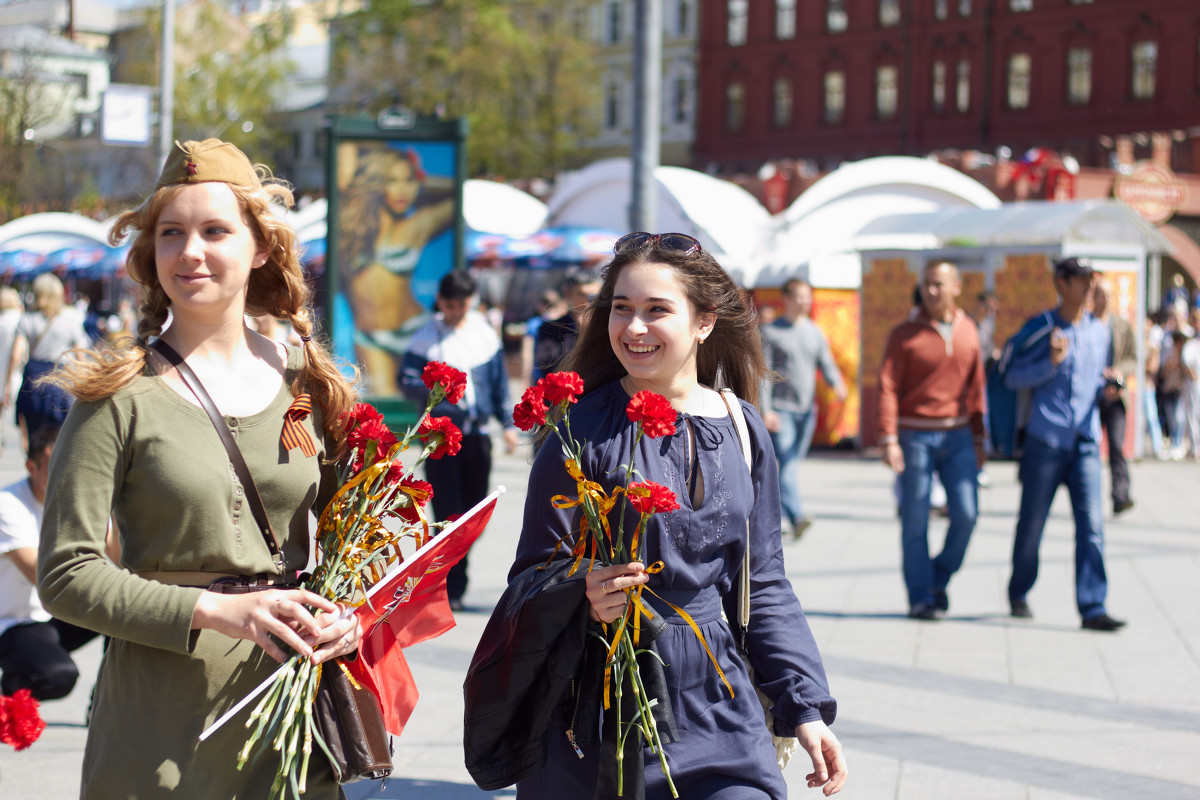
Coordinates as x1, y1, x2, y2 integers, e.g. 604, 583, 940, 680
129, 0, 294, 155
329, 0, 598, 178
0, 32, 77, 218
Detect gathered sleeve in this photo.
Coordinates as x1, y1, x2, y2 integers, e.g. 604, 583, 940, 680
38, 398, 204, 654
729, 401, 837, 728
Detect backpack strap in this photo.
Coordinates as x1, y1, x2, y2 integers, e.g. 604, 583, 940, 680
717, 389, 753, 635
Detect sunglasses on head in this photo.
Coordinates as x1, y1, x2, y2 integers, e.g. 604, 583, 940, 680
614, 232, 702, 256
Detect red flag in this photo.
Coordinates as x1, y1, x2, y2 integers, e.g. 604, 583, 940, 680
346, 488, 503, 736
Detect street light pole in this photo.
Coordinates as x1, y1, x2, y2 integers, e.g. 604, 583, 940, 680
630, 0, 661, 233
158, 0, 175, 170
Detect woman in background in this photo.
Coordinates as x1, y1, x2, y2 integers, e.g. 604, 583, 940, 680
4, 273, 89, 450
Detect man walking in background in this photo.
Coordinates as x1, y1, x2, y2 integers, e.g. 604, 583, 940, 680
1091, 277, 1136, 514
760, 278, 847, 538
1004, 257, 1126, 631
534, 268, 600, 379
879, 262, 986, 620
401, 270, 519, 611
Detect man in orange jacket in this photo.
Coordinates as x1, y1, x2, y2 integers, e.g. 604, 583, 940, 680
878, 262, 987, 620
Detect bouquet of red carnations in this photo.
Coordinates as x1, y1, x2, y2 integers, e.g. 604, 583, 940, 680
234, 362, 467, 799
513, 372, 732, 797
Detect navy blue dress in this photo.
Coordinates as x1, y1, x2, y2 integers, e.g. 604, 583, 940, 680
511, 381, 837, 800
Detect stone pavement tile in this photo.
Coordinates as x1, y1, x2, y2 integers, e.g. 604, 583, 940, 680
979, 728, 1200, 786
895, 759, 1028, 800
787, 748, 895, 798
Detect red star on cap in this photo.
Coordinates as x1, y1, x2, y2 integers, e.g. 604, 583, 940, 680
185, 160, 198, 176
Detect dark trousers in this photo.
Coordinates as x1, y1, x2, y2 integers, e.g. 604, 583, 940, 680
1099, 395, 1131, 507
0, 618, 98, 701
424, 433, 492, 602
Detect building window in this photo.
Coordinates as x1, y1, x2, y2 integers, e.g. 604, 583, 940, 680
876, 65, 898, 119
605, 1, 621, 45
1132, 41, 1157, 100
956, 59, 971, 112
958, 0, 971, 16
1066, 47, 1092, 105
726, 81, 746, 132
672, 75, 690, 124
827, 0, 847, 33
728, 0, 749, 46
776, 0, 796, 40
676, 0, 691, 37
932, 60, 947, 111
824, 71, 845, 123
772, 77, 793, 127
934, 0, 948, 20
879, 0, 900, 27
604, 80, 620, 131
1009, 0, 1032, 10
1007, 53, 1031, 109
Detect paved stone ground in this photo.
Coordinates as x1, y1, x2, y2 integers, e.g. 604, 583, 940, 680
2, 429, 1198, 799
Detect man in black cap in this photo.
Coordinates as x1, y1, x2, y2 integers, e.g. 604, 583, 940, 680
1001, 257, 1125, 631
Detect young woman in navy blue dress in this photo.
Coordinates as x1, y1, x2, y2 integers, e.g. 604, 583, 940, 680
511, 234, 848, 799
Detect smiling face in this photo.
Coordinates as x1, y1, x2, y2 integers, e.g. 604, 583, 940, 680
154, 182, 267, 322
384, 158, 420, 216
608, 261, 715, 397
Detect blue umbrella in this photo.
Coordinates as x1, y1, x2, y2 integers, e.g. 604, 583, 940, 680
543, 226, 620, 265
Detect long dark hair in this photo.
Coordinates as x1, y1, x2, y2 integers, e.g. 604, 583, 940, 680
560, 237, 766, 405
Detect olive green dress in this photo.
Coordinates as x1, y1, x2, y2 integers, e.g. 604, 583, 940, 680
38, 346, 343, 799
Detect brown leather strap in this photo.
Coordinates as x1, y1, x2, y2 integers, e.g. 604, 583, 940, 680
150, 340, 285, 571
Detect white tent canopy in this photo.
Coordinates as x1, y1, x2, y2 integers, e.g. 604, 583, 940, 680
854, 200, 1171, 256
544, 158, 772, 282
463, 179, 547, 237
0, 212, 110, 253
751, 156, 1002, 289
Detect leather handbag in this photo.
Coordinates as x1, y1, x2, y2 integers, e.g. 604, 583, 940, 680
314, 660, 394, 783
718, 389, 800, 771
150, 340, 394, 784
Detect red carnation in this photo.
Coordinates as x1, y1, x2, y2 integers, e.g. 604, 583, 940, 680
540, 372, 584, 407
345, 402, 384, 428
347, 417, 395, 463
512, 384, 549, 432
422, 362, 467, 405
626, 391, 677, 439
391, 475, 434, 523
418, 415, 463, 459
628, 481, 680, 515
0, 689, 46, 751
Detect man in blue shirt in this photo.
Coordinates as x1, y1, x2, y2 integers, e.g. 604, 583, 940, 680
1003, 257, 1126, 631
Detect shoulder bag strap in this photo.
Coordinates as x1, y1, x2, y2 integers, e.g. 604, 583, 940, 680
718, 389, 753, 633
150, 339, 285, 571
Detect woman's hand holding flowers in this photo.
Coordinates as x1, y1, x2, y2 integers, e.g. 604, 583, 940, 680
307, 604, 363, 664
584, 561, 649, 623
192, 588, 339, 663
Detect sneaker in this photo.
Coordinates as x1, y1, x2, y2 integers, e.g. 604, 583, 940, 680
448, 598, 465, 612
1113, 499, 1134, 514
1010, 599, 1033, 619
792, 517, 813, 539
933, 590, 949, 613
1081, 613, 1126, 632
908, 604, 943, 621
